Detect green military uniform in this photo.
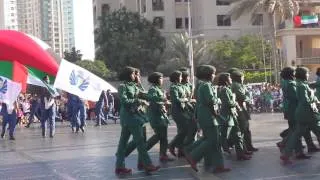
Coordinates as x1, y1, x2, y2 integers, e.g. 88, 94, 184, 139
284, 79, 320, 155
231, 81, 254, 151
169, 83, 189, 151
181, 82, 197, 147
218, 85, 246, 156
189, 81, 224, 168
145, 85, 170, 156
124, 83, 148, 163
115, 82, 153, 168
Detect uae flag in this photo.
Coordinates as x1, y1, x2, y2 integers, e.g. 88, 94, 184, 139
0, 30, 60, 92
294, 15, 319, 27
0, 61, 56, 92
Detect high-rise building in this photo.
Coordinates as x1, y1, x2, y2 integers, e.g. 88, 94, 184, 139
15, 0, 75, 57
1, 0, 18, 30
0, 1, 5, 29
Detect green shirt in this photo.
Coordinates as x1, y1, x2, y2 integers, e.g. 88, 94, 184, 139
196, 81, 220, 127
147, 85, 169, 127
118, 82, 146, 126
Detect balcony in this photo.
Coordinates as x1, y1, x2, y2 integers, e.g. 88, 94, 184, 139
296, 57, 320, 64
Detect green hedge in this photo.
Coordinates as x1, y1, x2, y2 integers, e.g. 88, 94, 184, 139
244, 71, 272, 83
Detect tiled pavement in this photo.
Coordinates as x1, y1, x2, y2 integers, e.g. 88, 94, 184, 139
1, 113, 320, 180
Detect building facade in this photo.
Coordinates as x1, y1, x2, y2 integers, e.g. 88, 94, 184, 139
1, 0, 18, 30
14, 0, 75, 57
93, 0, 320, 71
277, 1, 320, 73
93, 0, 270, 38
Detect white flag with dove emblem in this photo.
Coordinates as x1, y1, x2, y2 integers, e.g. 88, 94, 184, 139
0, 76, 22, 106
54, 59, 114, 102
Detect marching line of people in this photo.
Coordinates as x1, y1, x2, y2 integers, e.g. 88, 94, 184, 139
114, 65, 258, 175
278, 67, 320, 164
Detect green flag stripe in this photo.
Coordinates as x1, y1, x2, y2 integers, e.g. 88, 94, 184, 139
27, 67, 55, 83
0, 61, 13, 79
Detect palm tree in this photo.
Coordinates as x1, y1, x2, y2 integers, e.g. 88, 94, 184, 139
157, 32, 211, 75
227, 0, 306, 83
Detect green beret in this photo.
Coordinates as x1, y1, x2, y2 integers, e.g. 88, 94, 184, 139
201, 65, 216, 76
218, 73, 230, 86
295, 67, 309, 80
227, 68, 240, 74
119, 66, 136, 81
179, 67, 189, 72
148, 72, 163, 84
170, 70, 182, 83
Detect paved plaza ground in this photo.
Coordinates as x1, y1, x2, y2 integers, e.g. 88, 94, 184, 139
1, 113, 320, 180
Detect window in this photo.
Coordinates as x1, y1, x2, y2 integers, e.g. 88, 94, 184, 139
185, 17, 191, 28
152, 0, 164, 11
217, 15, 231, 26
216, 0, 230, 5
252, 14, 263, 26
176, 18, 183, 29
101, 4, 110, 16
153, 17, 164, 29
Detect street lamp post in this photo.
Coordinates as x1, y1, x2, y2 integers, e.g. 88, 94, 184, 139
187, 0, 194, 88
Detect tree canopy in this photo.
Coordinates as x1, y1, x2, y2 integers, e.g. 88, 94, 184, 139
64, 47, 83, 63
95, 8, 165, 74
75, 60, 110, 80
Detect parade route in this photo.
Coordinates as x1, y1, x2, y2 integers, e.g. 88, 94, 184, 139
1, 113, 320, 180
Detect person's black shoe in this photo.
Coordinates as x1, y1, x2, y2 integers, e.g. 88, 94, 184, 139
71, 127, 75, 133
9, 136, 15, 140
1, 132, 5, 138
80, 127, 85, 133
25, 124, 30, 128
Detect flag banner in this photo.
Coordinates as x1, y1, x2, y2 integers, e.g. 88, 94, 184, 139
301, 15, 318, 25
54, 59, 105, 102
0, 76, 22, 106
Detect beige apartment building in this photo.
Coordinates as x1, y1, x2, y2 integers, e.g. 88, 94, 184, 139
93, 0, 320, 70
93, 0, 270, 37
277, 1, 320, 72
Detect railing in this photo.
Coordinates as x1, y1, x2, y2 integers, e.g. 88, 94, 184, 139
297, 57, 320, 64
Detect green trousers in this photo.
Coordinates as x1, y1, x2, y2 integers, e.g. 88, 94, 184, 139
284, 120, 320, 156
115, 124, 151, 168
221, 124, 245, 154
184, 120, 197, 147
146, 126, 168, 156
190, 126, 224, 168
169, 114, 188, 149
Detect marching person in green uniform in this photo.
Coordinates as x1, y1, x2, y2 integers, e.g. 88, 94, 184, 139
277, 67, 318, 153
281, 67, 320, 164
144, 72, 175, 162
229, 69, 258, 152
168, 71, 189, 157
115, 67, 160, 175
314, 68, 320, 100
179, 68, 197, 148
124, 68, 149, 170
218, 73, 251, 161
185, 65, 231, 173
183, 65, 209, 153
